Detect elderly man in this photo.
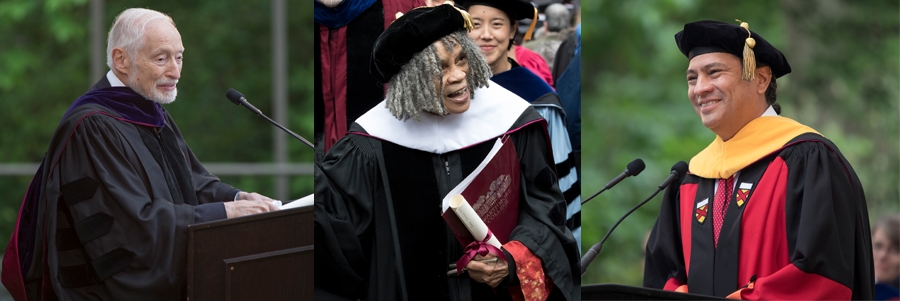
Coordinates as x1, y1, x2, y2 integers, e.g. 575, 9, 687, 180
643, 20, 874, 299
314, 3, 579, 300
1, 8, 278, 300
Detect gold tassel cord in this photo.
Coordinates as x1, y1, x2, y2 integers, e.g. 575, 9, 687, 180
523, 7, 538, 42
446, 1, 475, 32
395, 2, 472, 32
736, 19, 756, 81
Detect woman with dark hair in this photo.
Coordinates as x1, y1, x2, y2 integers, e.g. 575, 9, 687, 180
874, 215, 900, 301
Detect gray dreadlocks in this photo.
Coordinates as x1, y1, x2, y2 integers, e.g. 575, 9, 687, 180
385, 30, 492, 121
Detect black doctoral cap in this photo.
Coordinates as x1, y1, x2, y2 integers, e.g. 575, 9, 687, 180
456, 0, 538, 41
370, 2, 474, 84
675, 20, 791, 80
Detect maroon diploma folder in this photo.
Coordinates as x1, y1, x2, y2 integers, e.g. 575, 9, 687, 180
441, 136, 521, 246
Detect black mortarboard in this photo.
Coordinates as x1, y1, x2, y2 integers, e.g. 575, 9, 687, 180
456, 0, 538, 41
675, 20, 791, 79
370, 3, 474, 84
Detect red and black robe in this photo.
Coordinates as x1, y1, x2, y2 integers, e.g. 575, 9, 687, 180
644, 116, 874, 300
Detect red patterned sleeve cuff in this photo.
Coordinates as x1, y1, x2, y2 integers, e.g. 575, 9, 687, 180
504, 240, 554, 301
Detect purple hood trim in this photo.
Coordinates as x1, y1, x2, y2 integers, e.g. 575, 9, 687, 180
64, 87, 165, 128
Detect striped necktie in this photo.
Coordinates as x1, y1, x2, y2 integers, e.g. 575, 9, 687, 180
713, 175, 734, 248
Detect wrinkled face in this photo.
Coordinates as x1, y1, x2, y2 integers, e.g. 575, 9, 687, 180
686, 52, 759, 137
434, 41, 470, 115
467, 5, 515, 69
126, 20, 183, 104
873, 228, 900, 283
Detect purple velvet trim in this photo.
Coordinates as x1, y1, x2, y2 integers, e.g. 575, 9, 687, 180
64, 87, 165, 128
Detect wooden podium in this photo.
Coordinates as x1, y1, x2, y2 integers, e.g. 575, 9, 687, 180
186, 205, 313, 301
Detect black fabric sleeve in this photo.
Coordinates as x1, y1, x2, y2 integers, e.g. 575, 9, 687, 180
52, 114, 196, 297
499, 248, 519, 288
774, 140, 873, 300
643, 176, 688, 289
314, 134, 381, 299
163, 112, 239, 204
193, 203, 227, 223
507, 118, 580, 301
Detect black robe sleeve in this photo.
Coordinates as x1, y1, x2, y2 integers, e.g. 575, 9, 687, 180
164, 112, 239, 204
508, 119, 581, 301
314, 134, 380, 300
48, 114, 199, 299
643, 175, 689, 290
741, 138, 873, 300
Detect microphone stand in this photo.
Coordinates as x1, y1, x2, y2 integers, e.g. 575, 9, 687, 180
580, 187, 665, 276
582, 187, 609, 205
580, 161, 686, 276
253, 110, 314, 150
227, 89, 314, 150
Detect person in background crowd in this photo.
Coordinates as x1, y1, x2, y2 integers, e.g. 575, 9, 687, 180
873, 215, 900, 301
460, 0, 582, 250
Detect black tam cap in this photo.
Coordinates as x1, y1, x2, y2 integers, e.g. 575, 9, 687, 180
370, 3, 474, 84
456, 0, 535, 21
675, 20, 791, 79
457, 0, 538, 41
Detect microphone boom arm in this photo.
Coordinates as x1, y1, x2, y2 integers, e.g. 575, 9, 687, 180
580, 187, 664, 276
226, 88, 314, 150
580, 161, 687, 276
257, 111, 314, 149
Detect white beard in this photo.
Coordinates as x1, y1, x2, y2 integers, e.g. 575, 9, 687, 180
128, 76, 178, 104
317, 0, 342, 8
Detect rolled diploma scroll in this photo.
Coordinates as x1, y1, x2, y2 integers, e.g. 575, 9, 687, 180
449, 195, 501, 248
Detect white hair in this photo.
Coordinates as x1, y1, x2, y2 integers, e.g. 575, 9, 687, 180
106, 8, 175, 69
544, 3, 570, 32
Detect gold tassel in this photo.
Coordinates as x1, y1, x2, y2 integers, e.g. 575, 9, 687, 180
737, 19, 756, 81
523, 7, 538, 42
447, 1, 475, 32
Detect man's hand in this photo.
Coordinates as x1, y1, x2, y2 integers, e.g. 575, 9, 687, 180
237, 191, 274, 202
465, 253, 509, 288
224, 200, 279, 218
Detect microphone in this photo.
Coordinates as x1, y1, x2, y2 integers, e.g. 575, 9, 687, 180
581, 159, 645, 205
226, 88, 314, 149
580, 161, 689, 276
658, 161, 688, 189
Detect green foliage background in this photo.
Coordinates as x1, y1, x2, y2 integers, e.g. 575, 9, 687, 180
580, 0, 900, 286
0, 0, 313, 253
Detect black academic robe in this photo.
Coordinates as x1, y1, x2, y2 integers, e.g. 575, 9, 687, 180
1, 78, 238, 300
492, 60, 581, 249
644, 116, 874, 300
314, 83, 580, 301
314, 0, 425, 163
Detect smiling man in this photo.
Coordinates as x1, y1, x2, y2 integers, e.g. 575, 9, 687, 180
1, 8, 278, 300
643, 20, 874, 300
314, 3, 579, 301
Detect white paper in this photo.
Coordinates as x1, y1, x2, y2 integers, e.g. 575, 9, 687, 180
274, 194, 313, 210
449, 195, 501, 248
441, 138, 505, 213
